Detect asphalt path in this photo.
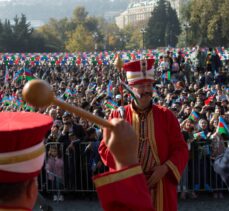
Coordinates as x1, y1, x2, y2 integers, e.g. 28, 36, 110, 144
34, 192, 229, 211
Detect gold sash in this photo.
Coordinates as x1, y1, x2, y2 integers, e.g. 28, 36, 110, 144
132, 106, 163, 211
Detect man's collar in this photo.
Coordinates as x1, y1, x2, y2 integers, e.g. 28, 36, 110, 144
131, 100, 152, 114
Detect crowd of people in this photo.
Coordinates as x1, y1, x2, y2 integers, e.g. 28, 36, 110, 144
0, 47, 229, 202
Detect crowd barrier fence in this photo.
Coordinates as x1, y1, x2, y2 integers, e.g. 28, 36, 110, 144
39, 141, 229, 194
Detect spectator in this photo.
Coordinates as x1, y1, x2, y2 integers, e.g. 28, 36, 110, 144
46, 146, 64, 201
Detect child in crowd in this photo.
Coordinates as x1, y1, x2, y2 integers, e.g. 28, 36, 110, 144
180, 118, 197, 199
46, 145, 64, 202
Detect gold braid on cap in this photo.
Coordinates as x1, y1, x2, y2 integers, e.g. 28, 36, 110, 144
0, 145, 45, 165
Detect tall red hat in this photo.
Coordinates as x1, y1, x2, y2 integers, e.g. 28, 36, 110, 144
123, 58, 155, 85
0, 112, 53, 183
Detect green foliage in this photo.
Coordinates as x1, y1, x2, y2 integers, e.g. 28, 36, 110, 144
145, 0, 180, 48
36, 18, 70, 51
65, 25, 94, 52
122, 25, 142, 50
97, 20, 120, 50
72, 6, 88, 25
0, 14, 35, 52
180, 0, 229, 46
0, 5, 130, 52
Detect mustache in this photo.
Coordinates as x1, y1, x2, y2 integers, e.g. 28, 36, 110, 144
140, 92, 152, 98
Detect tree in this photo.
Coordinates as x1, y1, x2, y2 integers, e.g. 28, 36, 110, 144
65, 25, 94, 52
220, 0, 229, 45
122, 25, 141, 50
96, 19, 121, 50
36, 18, 68, 51
72, 6, 88, 25
0, 14, 34, 52
180, 0, 229, 46
0, 20, 14, 52
12, 14, 33, 52
145, 0, 180, 48
29, 31, 46, 52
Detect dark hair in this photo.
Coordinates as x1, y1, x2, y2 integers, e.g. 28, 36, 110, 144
81, 101, 90, 109
87, 127, 96, 137
0, 181, 28, 202
62, 112, 71, 118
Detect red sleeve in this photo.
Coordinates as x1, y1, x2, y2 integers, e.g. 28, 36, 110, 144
98, 139, 116, 170
98, 110, 121, 171
93, 165, 155, 211
165, 109, 189, 184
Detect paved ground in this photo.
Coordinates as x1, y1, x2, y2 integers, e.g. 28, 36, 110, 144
34, 192, 229, 211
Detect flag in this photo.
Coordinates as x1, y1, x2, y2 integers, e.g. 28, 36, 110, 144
193, 131, 207, 140
166, 71, 171, 80
24, 68, 32, 76
13, 69, 24, 81
226, 88, 229, 96
1, 96, 11, 106
105, 99, 118, 110
162, 71, 171, 81
152, 87, 158, 97
217, 116, 229, 136
189, 111, 199, 122
15, 98, 23, 107
107, 80, 113, 98
24, 104, 35, 112
204, 95, 215, 105
23, 68, 35, 81
64, 88, 75, 98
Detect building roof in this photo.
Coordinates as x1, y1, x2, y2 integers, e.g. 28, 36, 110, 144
128, 0, 158, 9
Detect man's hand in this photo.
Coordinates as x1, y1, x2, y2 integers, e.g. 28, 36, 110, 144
147, 164, 169, 187
103, 118, 138, 170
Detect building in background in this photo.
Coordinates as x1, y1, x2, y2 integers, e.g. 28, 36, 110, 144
116, 0, 188, 29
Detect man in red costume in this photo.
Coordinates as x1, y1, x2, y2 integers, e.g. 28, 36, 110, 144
94, 118, 155, 211
99, 58, 189, 211
0, 112, 53, 211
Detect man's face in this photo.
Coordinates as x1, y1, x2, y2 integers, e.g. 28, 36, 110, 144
131, 82, 153, 109
184, 106, 191, 115
224, 113, 229, 122
62, 116, 71, 124
49, 109, 57, 119
200, 120, 207, 129
56, 107, 63, 117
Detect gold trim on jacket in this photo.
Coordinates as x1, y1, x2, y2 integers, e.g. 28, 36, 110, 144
132, 106, 164, 211
94, 165, 142, 188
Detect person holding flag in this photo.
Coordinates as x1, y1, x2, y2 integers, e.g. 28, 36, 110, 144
209, 116, 228, 198
192, 118, 212, 194
99, 58, 188, 211
214, 117, 229, 189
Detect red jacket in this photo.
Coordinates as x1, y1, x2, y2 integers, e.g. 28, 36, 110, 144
94, 165, 155, 211
99, 104, 189, 211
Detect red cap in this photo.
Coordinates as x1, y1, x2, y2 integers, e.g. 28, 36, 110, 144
123, 59, 155, 85
0, 112, 53, 183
